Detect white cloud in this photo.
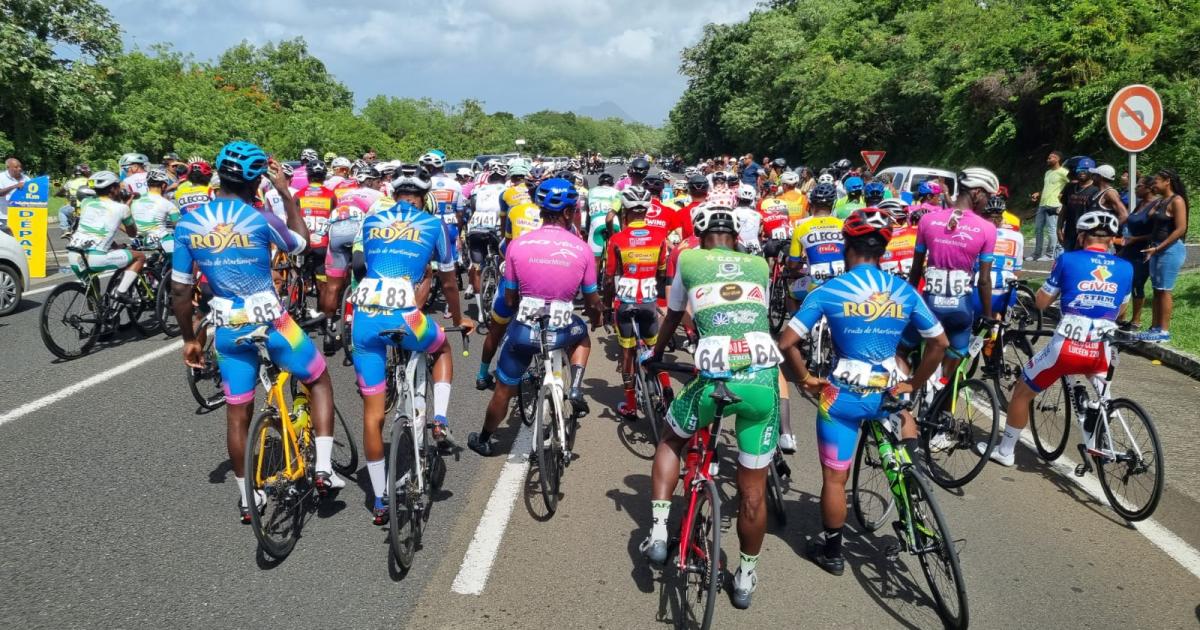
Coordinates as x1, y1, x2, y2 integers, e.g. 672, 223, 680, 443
104, 0, 759, 123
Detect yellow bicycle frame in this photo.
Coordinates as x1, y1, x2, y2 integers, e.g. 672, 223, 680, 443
253, 370, 312, 486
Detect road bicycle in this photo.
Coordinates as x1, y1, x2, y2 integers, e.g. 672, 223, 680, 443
851, 397, 969, 629
469, 232, 502, 334
965, 279, 1040, 407
522, 304, 582, 516
185, 313, 225, 410
1027, 330, 1164, 521
623, 314, 670, 444
40, 244, 164, 359
240, 321, 358, 559
380, 325, 468, 570
766, 256, 790, 335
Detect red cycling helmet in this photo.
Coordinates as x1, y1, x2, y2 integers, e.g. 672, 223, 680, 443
188, 159, 213, 177
842, 207, 893, 242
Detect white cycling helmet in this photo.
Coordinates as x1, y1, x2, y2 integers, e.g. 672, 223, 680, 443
331, 156, 352, 169
88, 170, 120, 190
1076, 210, 1119, 236
780, 171, 800, 186
692, 203, 741, 235
418, 151, 445, 169
620, 185, 653, 210
118, 152, 149, 168
456, 167, 472, 178
817, 173, 835, 185
736, 183, 758, 203
959, 166, 1000, 194
507, 158, 531, 177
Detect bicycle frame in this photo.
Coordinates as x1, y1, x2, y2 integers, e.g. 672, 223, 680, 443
391, 345, 432, 495
1066, 344, 1125, 458
534, 323, 570, 460
251, 356, 310, 486
862, 418, 938, 554
676, 418, 722, 573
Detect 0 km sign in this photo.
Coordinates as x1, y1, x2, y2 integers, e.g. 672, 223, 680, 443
1107, 84, 1163, 153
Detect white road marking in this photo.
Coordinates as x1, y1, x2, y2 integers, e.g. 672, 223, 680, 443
0, 340, 183, 427
451, 423, 533, 595
25, 272, 113, 296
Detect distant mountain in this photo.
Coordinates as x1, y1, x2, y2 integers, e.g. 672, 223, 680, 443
575, 101, 634, 122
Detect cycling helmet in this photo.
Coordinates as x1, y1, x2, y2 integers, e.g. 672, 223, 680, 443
692, 204, 740, 235
534, 177, 579, 212
354, 166, 381, 183
215, 141, 268, 183
323, 151, 337, 163
817, 173, 835, 185
392, 164, 432, 194
712, 171, 728, 184
844, 176, 865, 193
331, 156, 352, 170
684, 166, 699, 177
808, 182, 838, 206
554, 169, 574, 181
418, 151, 445, 169
118, 152, 149, 168
1076, 210, 1119, 236
146, 168, 170, 186
280, 162, 294, 177
1074, 156, 1096, 173
507, 159, 530, 177
300, 148, 318, 162
687, 174, 709, 191
351, 158, 369, 174
597, 172, 615, 186
489, 161, 510, 177
456, 167, 473, 179
908, 206, 934, 226
916, 180, 936, 197
528, 165, 548, 182
772, 157, 787, 168
620, 186, 653, 210
184, 159, 211, 178
834, 158, 852, 170
568, 158, 581, 170
736, 183, 758, 203
864, 181, 886, 203
629, 157, 650, 176
642, 172, 665, 191
843, 208, 893, 242
984, 194, 1007, 215
306, 160, 327, 178
73, 163, 91, 176
877, 198, 909, 223
958, 166, 1000, 194
378, 161, 398, 177
780, 171, 800, 186
88, 170, 120, 190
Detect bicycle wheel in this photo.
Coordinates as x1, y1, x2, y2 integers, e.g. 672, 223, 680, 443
923, 378, 999, 488
768, 273, 788, 335
244, 410, 302, 559
1029, 378, 1071, 461
384, 349, 400, 413
39, 281, 100, 359
534, 386, 563, 514
851, 427, 895, 533
186, 333, 225, 409
331, 404, 359, 477
340, 280, 355, 363
990, 332, 1033, 408
674, 477, 721, 630
811, 321, 834, 379
908, 472, 969, 629
156, 260, 181, 337
516, 361, 543, 427
130, 271, 163, 336
479, 264, 498, 333
1095, 399, 1164, 521
388, 420, 418, 570
635, 368, 663, 445
766, 454, 787, 525
1011, 284, 1043, 332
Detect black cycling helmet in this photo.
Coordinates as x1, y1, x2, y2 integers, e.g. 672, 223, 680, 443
642, 171, 665, 192
392, 164, 432, 195
629, 157, 650, 176
598, 172, 615, 186
307, 160, 327, 178
984, 194, 1007, 215
687, 173, 709, 191
693, 205, 739, 235
808, 182, 838, 207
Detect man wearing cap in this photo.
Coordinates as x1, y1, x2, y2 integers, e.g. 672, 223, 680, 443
0, 157, 31, 231
1058, 158, 1099, 253
1087, 164, 1128, 224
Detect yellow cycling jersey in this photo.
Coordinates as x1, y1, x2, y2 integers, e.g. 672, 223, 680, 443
776, 189, 808, 226
500, 185, 532, 216
1002, 210, 1020, 231
173, 181, 212, 214
506, 202, 542, 240
788, 214, 844, 261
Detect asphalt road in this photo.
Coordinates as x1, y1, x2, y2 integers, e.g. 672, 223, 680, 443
3, 170, 1200, 629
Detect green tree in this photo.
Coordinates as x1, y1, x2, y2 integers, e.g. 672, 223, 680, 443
215, 38, 353, 111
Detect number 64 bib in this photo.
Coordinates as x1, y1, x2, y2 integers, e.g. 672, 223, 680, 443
694, 332, 782, 378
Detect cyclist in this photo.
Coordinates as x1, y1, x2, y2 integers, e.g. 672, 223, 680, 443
641, 173, 692, 244
464, 164, 506, 301
467, 178, 603, 456
326, 156, 353, 189
422, 151, 464, 263
119, 153, 150, 199
296, 160, 337, 313
174, 159, 213, 215
57, 163, 91, 236
352, 164, 476, 523
605, 190, 669, 418
984, 211, 1131, 466
777, 208, 949, 576
909, 179, 943, 216
500, 158, 532, 222
68, 170, 144, 301
642, 205, 783, 609
776, 170, 808, 226
290, 148, 318, 189
833, 176, 865, 219
864, 181, 887, 207
879, 198, 916, 276
617, 157, 650, 191
170, 141, 343, 521
584, 172, 622, 273
130, 168, 180, 253
319, 192, 371, 355
786, 182, 843, 313
759, 197, 792, 270
971, 194, 1025, 324
733, 184, 762, 255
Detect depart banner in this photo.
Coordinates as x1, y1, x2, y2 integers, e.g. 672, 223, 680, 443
7, 175, 50, 278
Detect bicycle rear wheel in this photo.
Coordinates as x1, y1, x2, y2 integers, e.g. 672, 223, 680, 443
636, 368, 663, 445
516, 361, 543, 427
811, 321, 834, 379
991, 332, 1033, 408
674, 477, 721, 630
130, 271, 163, 336
923, 378, 999, 489
766, 454, 787, 525
388, 420, 418, 570
156, 260, 180, 337
186, 333, 225, 409
908, 472, 969, 629
1011, 283, 1043, 332
534, 387, 563, 514
1096, 399, 1164, 521
244, 410, 303, 559
479, 264, 498, 333
331, 403, 359, 477
851, 427, 895, 532
768, 273, 788, 335
39, 281, 100, 359
1029, 378, 1071, 461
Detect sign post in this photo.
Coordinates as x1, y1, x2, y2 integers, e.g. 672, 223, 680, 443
6, 175, 49, 278
1106, 84, 1163, 209
860, 150, 886, 174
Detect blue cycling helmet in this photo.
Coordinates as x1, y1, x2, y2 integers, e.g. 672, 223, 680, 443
865, 181, 886, 202
215, 141, 268, 183
1074, 156, 1096, 173
534, 177, 579, 212
845, 176, 865, 193
916, 180, 936, 197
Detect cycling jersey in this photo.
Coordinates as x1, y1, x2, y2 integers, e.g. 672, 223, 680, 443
776, 188, 807, 226
645, 198, 692, 241
429, 173, 463, 230
971, 224, 1024, 313
130, 193, 180, 252
71, 198, 133, 252
1002, 211, 1021, 231
789, 264, 943, 470
833, 197, 864, 220
607, 220, 668, 305
499, 184, 530, 218
586, 185, 622, 257
173, 181, 212, 215
915, 208, 997, 272
504, 202, 542, 242
880, 225, 917, 276
295, 184, 337, 250
324, 196, 370, 279
121, 172, 148, 198
788, 215, 845, 299
331, 179, 360, 201
758, 201, 791, 242
733, 206, 762, 254
467, 183, 504, 234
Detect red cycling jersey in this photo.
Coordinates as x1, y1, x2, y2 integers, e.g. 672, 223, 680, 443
606, 220, 669, 304
296, 184, 336, 249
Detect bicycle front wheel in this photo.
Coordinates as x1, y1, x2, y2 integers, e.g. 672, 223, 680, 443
1011, 283, 1043, 332
674, 477, 721, 630
388, 420, 418, 570
991, 332, 1033, 408
534, 387, 563, 514
1029, 378, 1071, 461
186, 334, 225, 409
923, 378, 999, 489
245, 410, 302, 559
636, 368, 663, 445
331, 404, 359, 477
39, 281, 100, 359
130, 271, 163, 336
851, 427, 895, 532
1096, 399, 1164, 521
909, 471, 969, 629
156, 261, 180, 337
766, 454, 787, 525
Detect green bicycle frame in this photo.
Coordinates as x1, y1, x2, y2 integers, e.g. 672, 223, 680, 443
864, 420, 937, 548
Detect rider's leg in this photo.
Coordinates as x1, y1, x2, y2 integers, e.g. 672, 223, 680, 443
567, 328, 591, 411
777, 371, 795, 452
116, 250, 146, 295
429, 334, 455, 440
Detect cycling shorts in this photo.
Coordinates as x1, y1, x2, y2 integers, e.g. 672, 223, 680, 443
489, 279, 515, 324
68, 249, 133, 276
324, 221, 360, 278
304, 246, 328, 281
615, 301, 659, 350
350, 306, 446, 396
902, 293, 973, 357
466, 231, 501, 266
970, 290, 1013, 320
1022, 335, 1109, 393
790, 276, 826, 303
815, 382, 888, 471
214, 313, 326, 406
763, 239, 789, 260
665, 367, 779, 470
494, 316, 588, 387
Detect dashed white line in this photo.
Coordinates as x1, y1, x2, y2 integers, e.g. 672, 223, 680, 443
451, 423, 533, 595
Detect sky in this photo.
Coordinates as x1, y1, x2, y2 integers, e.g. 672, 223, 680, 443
104, 0, 760, 125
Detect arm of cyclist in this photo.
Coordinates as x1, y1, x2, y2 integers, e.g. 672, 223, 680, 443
894, 293, 949, 396
776, 298, 828, 394
977, 258, 995, 321
169, 235, 204, 368
268, 158, 308, 245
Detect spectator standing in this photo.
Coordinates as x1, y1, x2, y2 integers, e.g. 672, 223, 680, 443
1058, 157, 1098, 253
1140, 169, 1190, 343
740, 154, 763, 188
0, 157, 31, 230
1118, 176, 1158, 330
1029, 150, 1069, 261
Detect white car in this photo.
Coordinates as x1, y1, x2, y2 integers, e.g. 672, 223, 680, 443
0, 228, 30, 316
876, 166, 959, 203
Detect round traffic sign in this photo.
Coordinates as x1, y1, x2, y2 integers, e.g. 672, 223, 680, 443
1107, 84, 1163, 153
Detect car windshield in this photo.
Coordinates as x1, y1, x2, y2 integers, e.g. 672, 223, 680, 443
444, 160, 473, 173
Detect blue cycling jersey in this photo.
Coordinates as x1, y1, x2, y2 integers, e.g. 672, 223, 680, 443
355, 200, 456, 286
1041, 246, 1132, 321
789, 263, 943, 364
171, 198, 304, 306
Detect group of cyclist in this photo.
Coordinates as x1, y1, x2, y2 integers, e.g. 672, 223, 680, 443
62, 140, 1135, 614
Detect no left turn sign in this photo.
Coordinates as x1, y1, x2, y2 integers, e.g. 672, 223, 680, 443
1107, 84, 1163, 153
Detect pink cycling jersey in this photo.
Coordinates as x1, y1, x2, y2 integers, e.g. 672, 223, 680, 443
915, 208, 997, 271
504, 224, 598, 302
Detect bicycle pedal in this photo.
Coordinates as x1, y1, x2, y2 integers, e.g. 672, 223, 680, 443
884, 545, 901, 562
1073, 463, 1087, 478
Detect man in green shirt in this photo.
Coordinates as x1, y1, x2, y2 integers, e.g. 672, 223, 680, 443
1029, 150, 1068, 261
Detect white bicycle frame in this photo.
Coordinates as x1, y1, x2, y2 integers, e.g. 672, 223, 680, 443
533, 330, 570, 461
392, 347, 431, 492
1065, 343, 1127, 458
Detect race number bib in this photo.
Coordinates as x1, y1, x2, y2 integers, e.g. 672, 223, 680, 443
808, 261, 845, 281
211, 291, 281, 327
350, 277, 415, 310
208, 296, 233, 328
744, 332, 782, 370
832, 357, 901, 389
303, 215, 329, 236
1056, 314, 1116, 342
924, 268, 971, 297
468, 212, 499, 231
516, 297, 574, 329
615, 277, 657, 303
695, 336, 732, 379
770, 227, 789, 240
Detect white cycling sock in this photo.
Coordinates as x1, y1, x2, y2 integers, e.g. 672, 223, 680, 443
117, 269, 138, 293
315, 436, 333, 474
234, 475, 249, 508
433, 382, 452, 422
651, 500, 671, 541
997, 425, 1021, 456
737, 552, 759, 577
367, 459, 386, 498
